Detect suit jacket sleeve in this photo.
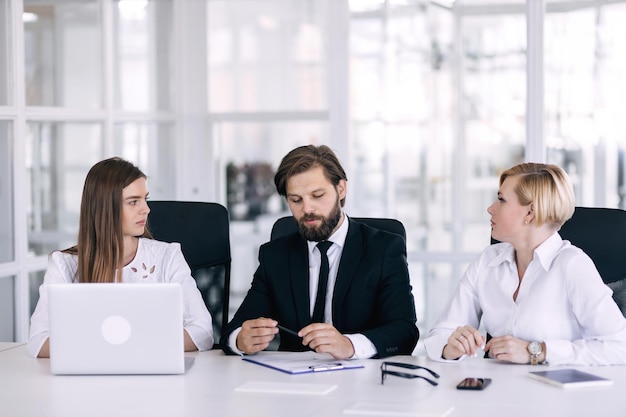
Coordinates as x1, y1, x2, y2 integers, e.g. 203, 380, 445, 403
335, 223, 419, 357
219, 236, 307, 354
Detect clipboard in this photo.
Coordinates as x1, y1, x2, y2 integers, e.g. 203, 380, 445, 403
242, 351, 365, 374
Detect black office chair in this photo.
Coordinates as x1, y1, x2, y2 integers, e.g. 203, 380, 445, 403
559, 207, 626, 316
270, 215, 406, 241
147, 201, 231, 348
491, 206, 626, 316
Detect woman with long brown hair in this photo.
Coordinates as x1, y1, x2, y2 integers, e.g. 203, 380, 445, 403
28, 157, 213, 357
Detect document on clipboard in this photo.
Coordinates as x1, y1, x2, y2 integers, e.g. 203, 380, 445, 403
242, 351, 365, 374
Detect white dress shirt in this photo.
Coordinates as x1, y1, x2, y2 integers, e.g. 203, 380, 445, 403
305, 213, 377, 359
229, 213, 377, 359
424, 232, 626, 365
28, 238, 214, 357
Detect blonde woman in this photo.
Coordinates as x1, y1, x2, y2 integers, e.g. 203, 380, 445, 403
424, 162, 626, 365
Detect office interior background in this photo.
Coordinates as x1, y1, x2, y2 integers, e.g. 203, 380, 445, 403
2, 0, 626, 345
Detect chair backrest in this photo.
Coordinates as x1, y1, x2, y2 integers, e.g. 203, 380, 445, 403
147, 201, 231, 348
492, 206, 626, 316
559, 207, 626, 316
270, 215, 406, 241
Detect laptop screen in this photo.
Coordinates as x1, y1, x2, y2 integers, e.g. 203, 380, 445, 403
48, 283, 184, 375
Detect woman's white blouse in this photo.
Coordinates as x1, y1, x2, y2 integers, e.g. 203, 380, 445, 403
424, 232, 626, 365
28, 238, 214, 357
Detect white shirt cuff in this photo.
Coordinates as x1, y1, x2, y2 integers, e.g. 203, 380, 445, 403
228, 327, 245, 356
345, 333, 377, 359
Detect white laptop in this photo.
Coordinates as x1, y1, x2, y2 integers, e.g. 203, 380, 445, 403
48, 283, 185, 375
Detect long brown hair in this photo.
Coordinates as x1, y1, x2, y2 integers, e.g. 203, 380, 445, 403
63, 157, 152, 283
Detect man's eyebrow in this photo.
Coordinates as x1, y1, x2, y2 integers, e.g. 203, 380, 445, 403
286, 188, 325, 198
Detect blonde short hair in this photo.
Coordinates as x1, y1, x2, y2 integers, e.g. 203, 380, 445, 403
500, 162, 575, 228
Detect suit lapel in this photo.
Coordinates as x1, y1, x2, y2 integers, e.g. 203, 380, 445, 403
332, 219, 363, 323
287, 234, 311, 327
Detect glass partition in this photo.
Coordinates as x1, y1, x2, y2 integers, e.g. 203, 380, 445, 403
113, 0, 174, 111
461, 13, 526, 248
0, 0, 10, 105
207, 0, 329, 112
350, 5, 450, 252
0, 276, 15, 342
23, 0, 101, 108
25, 122, 103, 256
114, 122, 176, 199
350, 5, 524, 257
0, 122, 13, 263
545, 3, 626, 209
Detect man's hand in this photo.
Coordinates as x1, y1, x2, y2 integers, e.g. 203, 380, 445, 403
236, 318, 278, 355
299, 323, 355, 360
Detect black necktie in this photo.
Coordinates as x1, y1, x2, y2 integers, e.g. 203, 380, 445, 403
312, 240, 333, 323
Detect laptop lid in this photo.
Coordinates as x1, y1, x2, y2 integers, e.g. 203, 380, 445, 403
48, 283, 184, 375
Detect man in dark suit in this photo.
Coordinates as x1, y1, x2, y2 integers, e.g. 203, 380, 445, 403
221, 145, 419, 359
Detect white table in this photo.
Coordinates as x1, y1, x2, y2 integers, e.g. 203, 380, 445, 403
0, 342, 24, 352
1, 344, 625, 417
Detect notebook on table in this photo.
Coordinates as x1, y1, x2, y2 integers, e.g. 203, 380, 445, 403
48, 283, 184, 375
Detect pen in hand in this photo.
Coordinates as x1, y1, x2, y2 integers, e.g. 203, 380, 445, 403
277, 324, 300, 338
277, 324, 316, 352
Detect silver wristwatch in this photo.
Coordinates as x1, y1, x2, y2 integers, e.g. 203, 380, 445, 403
527, 341, 542, 365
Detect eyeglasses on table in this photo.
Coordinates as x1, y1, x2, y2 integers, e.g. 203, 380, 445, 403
380, 361, 440, 386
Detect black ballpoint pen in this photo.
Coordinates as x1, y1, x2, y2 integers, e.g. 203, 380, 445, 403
277, 324, 315, 351
277, 324, 300, 338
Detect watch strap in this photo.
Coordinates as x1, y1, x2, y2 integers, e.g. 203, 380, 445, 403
530, 353, 539, 365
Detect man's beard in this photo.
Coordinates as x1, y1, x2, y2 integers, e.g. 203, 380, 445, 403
297, 199, 342, 242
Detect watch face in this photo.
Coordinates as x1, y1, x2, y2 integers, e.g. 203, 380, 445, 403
528, 341, 542, 355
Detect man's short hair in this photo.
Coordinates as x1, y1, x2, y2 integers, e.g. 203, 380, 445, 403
274, 145, 348, 206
